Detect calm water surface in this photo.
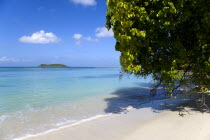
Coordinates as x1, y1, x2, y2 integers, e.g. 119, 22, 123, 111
0, 67, 153, 140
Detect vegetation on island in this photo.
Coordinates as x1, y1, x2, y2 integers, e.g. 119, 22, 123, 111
106, 0, 210, 105
38, 64, 69, 67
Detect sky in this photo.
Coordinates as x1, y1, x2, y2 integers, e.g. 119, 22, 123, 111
0, 0, 120, 67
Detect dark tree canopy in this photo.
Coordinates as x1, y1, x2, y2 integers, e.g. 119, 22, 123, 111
106, 0, 210, 95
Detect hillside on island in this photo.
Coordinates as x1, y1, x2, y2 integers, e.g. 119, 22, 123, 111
38, 64, 69, 67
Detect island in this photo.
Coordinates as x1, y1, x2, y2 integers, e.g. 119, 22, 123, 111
38, 64, 69, 67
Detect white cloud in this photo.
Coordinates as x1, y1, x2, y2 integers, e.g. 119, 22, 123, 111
84, 36, 98, 42
37, 6, 44, 11
72, 34, 98, 45
70, 0, 96, 6
73, 34, 83, 40
0, 56, 31, 63
75, 40, 81, 46
54, 56, 65, 59
95, 27, 114, 38
19, 30, 61, 44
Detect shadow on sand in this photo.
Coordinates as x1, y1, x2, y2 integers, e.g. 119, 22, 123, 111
104, 86, 210, 116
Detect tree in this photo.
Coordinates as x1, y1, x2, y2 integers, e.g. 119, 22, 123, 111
106, 0, 210, 98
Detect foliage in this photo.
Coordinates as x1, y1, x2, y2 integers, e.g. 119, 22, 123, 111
106, 0, 210, 96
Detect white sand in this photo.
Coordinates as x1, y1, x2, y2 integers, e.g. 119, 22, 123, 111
125, 109, 210, 140
23, 100, 210, 140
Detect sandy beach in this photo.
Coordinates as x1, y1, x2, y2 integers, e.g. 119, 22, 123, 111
20, 97, 210, 140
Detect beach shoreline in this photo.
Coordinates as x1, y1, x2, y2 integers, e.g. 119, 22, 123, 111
17, 97, 210, 140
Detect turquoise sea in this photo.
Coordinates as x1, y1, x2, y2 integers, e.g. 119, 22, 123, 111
0, 67, 156, 140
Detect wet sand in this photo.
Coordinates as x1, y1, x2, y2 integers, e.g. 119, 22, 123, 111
22, 98, 210, 140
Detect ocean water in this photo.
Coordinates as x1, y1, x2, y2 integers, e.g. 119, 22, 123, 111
0, 67, 155, 140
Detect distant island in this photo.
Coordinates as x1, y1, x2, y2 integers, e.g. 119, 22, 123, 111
38, 64, 69, 67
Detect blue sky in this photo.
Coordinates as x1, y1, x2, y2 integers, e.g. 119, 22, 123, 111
0, 0, 120, 67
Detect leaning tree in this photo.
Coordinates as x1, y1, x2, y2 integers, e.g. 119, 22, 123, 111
106, 0, 210, 100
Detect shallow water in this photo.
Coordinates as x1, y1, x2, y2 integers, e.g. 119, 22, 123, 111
0, 67, 154, 140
